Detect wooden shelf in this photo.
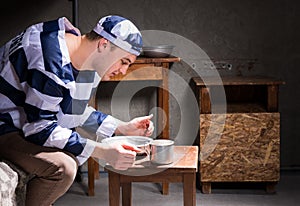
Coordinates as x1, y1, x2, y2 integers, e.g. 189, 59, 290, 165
135, 56, 180, 64
192, 76, 285, 86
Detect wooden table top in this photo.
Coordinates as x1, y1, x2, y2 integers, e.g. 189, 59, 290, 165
106, 146, 198, 172
153, 146, 198, 169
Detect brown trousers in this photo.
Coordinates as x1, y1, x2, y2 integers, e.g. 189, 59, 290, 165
0, 131, 78, 206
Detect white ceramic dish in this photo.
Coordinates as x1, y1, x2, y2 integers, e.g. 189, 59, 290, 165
101, 136, 152, 155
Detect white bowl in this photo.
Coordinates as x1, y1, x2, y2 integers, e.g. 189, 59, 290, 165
101, 136, 152, 155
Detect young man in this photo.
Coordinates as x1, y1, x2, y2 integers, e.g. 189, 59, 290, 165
0, 15, 154, 205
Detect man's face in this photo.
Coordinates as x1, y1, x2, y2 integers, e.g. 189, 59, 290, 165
101, 54, 136, 81
88, 40, 137, 80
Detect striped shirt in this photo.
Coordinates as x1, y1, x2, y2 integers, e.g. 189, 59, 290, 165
0, 17, 117, 165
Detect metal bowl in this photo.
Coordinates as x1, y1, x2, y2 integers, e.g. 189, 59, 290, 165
141, 45, 175, 58
101, 136, 152, 155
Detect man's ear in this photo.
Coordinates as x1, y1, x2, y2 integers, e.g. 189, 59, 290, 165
97, 38, 109, 52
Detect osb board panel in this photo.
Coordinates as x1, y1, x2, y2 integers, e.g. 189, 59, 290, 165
200, 113, 280, 182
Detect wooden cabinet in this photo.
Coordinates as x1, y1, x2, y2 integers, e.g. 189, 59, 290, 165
191, 76, 285, 194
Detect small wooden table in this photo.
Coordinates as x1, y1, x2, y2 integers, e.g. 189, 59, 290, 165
107, 146, 198, 206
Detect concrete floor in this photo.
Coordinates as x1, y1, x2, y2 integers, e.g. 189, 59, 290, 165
55, 170, 300, 206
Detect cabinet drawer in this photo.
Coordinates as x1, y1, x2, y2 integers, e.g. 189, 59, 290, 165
200, 112, 280, 182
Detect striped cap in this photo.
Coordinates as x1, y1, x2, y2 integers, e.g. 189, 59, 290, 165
93, 15, 142, 56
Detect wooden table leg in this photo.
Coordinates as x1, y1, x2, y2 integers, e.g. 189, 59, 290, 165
122, 182, 132, 206
108, 172, 120, 206
266, 182, 277, 194
183, 173, 196, 206
162, 183, 169, 195
201, 182, 211, 194
87, 157, 95, 196
158, 64, 170, 195
94, 161, 100, 179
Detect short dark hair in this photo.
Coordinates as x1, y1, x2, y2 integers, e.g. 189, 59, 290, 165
85, 30, 117, 51
85, 30, 103, 41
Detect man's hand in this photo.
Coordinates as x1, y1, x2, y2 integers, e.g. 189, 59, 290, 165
91, 142, 141, 170
115, 114, 154, 137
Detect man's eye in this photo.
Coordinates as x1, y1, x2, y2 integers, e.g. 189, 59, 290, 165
121, 60, 129, 65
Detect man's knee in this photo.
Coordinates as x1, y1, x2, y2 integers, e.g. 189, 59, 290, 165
55, 152, 78, 183
42, 151, 78, 185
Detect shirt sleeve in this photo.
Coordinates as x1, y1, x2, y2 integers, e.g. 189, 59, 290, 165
74, 105, 118, 138
96, 115, 118, 140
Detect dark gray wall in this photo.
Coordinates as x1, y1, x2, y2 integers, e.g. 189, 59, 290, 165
0, 0, 72, 44
1, 0, 299, 168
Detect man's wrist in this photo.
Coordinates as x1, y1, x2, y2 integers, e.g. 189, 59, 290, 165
91, 142, 107, 160
115, 121, 128, 135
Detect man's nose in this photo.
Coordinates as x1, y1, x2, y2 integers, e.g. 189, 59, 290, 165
119, 66, 128, 75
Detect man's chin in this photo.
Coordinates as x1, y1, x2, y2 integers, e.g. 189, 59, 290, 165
101, 75, 112, 81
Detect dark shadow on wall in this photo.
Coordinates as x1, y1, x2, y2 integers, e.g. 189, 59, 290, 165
0, 0, 71, 45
